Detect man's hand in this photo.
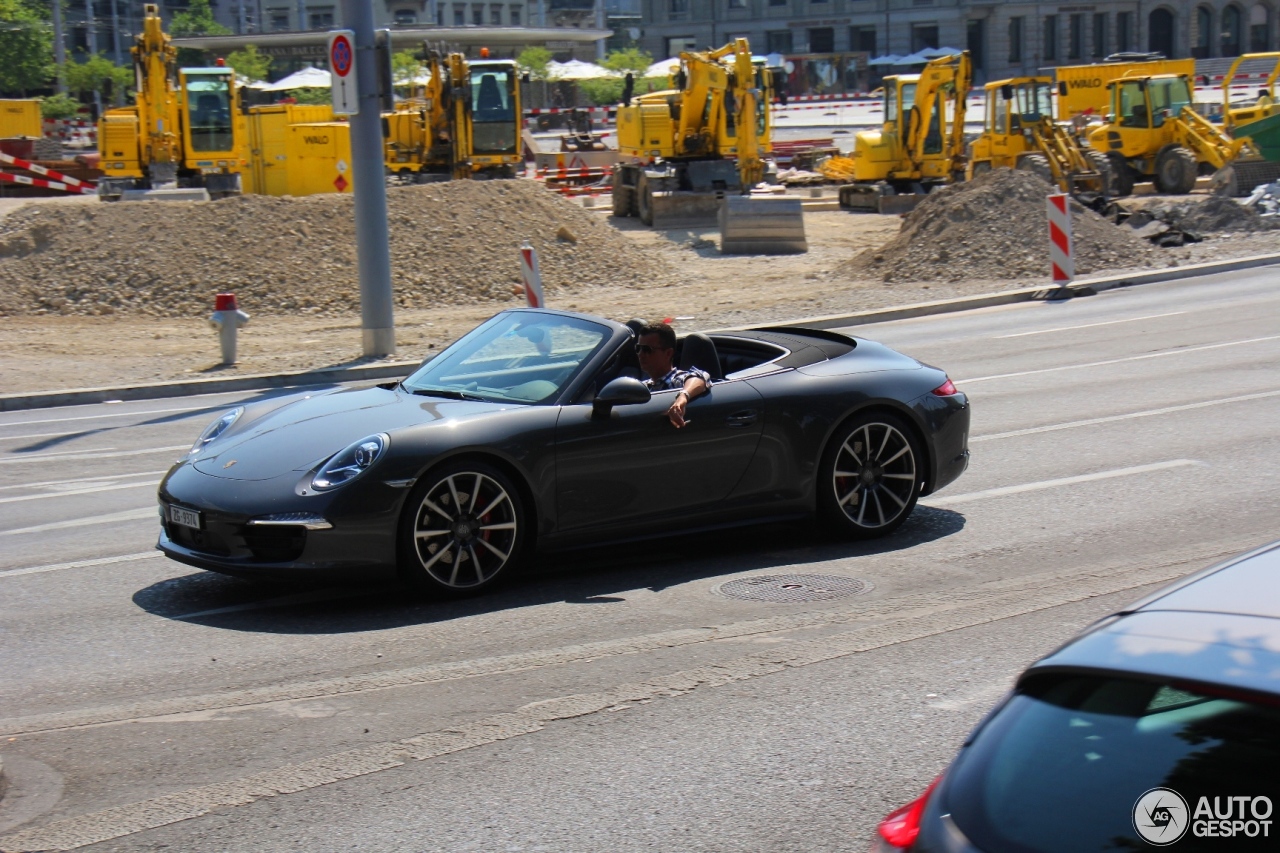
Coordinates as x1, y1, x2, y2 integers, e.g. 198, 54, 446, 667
666, 391, 690, 428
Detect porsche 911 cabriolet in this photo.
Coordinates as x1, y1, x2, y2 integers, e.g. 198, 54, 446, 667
158, 309, 969, 595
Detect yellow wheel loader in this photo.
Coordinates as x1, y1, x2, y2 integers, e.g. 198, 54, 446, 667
97, 4, 246, 201
826, 51, 972, 214
1087, 72, 1280, 196
967, 77, 1111, 200
612, 38, 804, 252
383, 49, 522, 181
1220, 53, 1280, 130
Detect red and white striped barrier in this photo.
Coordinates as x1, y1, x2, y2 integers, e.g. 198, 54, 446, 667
519, 242, 545, 308
42, 118, 97, 142
0, 152, 96, 194
534, 165, 612, 181
1047, 193, 1073, 284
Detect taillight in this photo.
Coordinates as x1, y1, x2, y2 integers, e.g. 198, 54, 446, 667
872, 776, 941, 851
931, 378, 958, 397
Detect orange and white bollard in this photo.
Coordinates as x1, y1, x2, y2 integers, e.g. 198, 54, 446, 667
1047, 193, 1074, 285
519, 242, 545, 308
210, 293, 250, 365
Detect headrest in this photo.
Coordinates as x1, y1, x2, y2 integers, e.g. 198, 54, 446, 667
678, 332, 722, 380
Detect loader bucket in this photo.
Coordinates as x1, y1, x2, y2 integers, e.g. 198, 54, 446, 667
1211, 159, 1280, 196
1236, 111, 1280, 162
719, 196, 808, 255
119, 188, 213, 202
644, 191, 726, 229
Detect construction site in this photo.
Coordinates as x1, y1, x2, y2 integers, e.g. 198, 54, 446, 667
2, 18, 1280, 395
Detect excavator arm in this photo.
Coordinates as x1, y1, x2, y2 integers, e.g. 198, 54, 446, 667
446, 53, 473, 179
727, 39, 766, 188
904, 52, 971, 175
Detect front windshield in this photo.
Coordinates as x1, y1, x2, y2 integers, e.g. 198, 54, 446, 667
186, 74, 234, 153
1150, 77, 1193, 125
470, 65, 517, 154
401, 312, 610, 404
1016, 82, 1052, 122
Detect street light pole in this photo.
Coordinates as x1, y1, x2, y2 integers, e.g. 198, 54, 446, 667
52, 0, 67, 94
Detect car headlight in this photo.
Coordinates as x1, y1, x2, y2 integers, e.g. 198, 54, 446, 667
311, 433, 389, 491
188, 407, 243, 457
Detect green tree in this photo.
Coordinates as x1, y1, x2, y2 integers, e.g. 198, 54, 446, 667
578, 77, 624, 106
0, 0, 55, 95
39, 92, 82, 119
516, 46, 552, 80
63, 54, 132, 102
390, 48, 424, 94
226, 43, 271, 83
601, 47, 652, 76
170, 0, 228, 66
290, 86, 330, 105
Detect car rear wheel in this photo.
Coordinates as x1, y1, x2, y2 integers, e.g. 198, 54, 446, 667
399, 461, 525, 595
819, 412, 923, 539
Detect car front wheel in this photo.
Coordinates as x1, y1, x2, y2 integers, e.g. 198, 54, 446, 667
399, 461, 525, 595
819, 412, 923, 538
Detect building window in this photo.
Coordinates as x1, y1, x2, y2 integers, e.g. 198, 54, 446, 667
308, 7, 334, 28
809, 27, 834, 52
1043, 15, 1058, 61
666, 36, 697, 55
850, 25, 875, 54
766, 30, 793, 53
1008, 16, 1023, 62
1116, 11, 1132, 51
1068, 13, 1084, 58
267, 8, 290, 30
490, 4, 501, 23
911, 23, 939, 51
669, 0, 688, 14
454, 5, 465, 25
472, 6, 483, 24
728, 0, 745, 8
769, 0, 786, 7
510, 6, 521, 24
1093, 13, 1107, 57
394, 8, 417, 24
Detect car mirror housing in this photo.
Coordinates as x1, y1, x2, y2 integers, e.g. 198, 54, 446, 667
592, 376, 651, 418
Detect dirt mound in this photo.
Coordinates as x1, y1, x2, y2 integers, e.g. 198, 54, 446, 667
1142, 195, 1278, 234
0, 181, 674, 318
840, 168, 1157, 283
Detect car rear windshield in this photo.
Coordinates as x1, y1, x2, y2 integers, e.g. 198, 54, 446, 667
946, 674, 1280, 852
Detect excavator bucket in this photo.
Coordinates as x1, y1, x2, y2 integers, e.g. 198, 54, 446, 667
643, 191, 726, 229
838, 183, 928, 214
718, 195, 807, 254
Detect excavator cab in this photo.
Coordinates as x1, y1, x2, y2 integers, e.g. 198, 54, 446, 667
468, 61, 520, 163
182, 70, 236, 155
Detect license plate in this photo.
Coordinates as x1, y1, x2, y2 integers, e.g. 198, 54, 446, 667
169, 505, 202, 530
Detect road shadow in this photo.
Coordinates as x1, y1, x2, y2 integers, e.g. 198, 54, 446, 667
131, 505, 965, 634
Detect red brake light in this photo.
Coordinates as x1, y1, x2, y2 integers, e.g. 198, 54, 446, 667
876, 776, 941, 849
931, 378, 958, 397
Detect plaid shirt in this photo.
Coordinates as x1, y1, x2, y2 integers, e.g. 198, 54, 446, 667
644, 365, 711, 392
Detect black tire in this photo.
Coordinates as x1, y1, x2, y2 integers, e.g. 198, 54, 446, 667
1154, 146, 1198, 195
611, 169, 632, 217
1106, 151, 1136, 196
1084, 149, 1114, 195
818, 412, 923, 539
636, 172, 655, 226
398, 460, 526, 596
1017, 153, 1055, 187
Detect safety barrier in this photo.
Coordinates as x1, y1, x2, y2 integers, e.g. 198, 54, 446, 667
0, 151, 97, 194
42, 118, 97, 143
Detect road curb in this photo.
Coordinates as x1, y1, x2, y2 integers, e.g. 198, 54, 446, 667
2, 252, 1277, 413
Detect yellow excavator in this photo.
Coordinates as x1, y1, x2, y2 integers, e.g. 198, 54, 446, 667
1087, 71, 1280, 196
384, 48, 522, 180
97, 4, 245, 200
967, 76, 1111, 198
612, 38, 800, 242
823, 51, 972, 213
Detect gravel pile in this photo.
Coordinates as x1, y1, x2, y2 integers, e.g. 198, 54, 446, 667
1140, 195, 1279, 234
841, 168, 1158, 283
0, 181, 675, 317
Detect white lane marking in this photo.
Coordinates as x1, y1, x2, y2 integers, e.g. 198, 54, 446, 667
973, 389, 1280, 443
0, 551, 162, 579
0, 480, 157, 505
0, 470, 164, 492
924, 460, 1201, 507
0, 507, 157, 536
958, 334, 1280, 384
995, 311, 1187, 338
0, 445, 187, 465
0, 403, 214, 429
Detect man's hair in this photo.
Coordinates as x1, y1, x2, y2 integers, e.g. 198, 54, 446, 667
638, 322, 676, 350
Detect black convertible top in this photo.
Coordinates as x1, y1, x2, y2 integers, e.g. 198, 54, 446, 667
723, 327, 857, 368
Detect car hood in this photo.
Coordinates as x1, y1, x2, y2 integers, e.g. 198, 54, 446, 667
191, 386, 509, 480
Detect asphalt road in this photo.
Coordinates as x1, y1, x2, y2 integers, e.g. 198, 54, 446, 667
1, 266, 1277, 852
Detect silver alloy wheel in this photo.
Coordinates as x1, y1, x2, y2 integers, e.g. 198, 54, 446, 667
831, 421, 918, 529
410, 471, 519, 589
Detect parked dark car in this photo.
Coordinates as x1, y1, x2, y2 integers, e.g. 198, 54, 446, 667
158, 308, 969, 594
872, 540, 1280, 852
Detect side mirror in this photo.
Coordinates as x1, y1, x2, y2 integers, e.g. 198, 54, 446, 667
1059, 81, 1068, 97
1000, 84, 1014, 100
592, 376, 650, 418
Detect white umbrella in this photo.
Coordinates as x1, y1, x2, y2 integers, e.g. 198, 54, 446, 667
261, 66, 333, 91
867, 54, 902, 66
547, 59, 617, 80
644, 58, 681, 79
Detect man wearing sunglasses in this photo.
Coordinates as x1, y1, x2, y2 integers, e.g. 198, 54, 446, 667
635, 322, 710, 429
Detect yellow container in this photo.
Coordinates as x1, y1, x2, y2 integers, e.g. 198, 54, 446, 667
0, 99, 43, 139
244, 104, 352, 196
1054, 59, 1196, 121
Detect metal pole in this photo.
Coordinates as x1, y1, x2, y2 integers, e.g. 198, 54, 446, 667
52, 0, 67, 93
297, 0, 308, 30
238, 0, 247, 34
341, 0, 396, 356
110, 0, 122, 65
596, 0, 605, 59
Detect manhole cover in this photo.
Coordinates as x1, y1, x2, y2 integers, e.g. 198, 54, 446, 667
713, 574, 868, 603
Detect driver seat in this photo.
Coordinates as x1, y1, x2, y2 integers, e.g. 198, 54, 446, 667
678, 332, 723, 381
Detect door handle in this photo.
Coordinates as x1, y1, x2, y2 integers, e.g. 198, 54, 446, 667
726, 409, 758, 427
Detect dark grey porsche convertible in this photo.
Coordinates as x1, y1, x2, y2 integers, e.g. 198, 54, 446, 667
158, 308, 969, 594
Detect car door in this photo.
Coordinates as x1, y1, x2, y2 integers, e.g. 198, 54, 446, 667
553, 379, 765, 534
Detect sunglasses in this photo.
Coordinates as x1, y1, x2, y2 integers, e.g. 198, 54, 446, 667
634, 344, 671, 355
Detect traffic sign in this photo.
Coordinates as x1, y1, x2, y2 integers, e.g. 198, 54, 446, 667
329, 30, 358, 115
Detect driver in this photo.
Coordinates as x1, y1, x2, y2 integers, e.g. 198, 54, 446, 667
634, 322, 709, 429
